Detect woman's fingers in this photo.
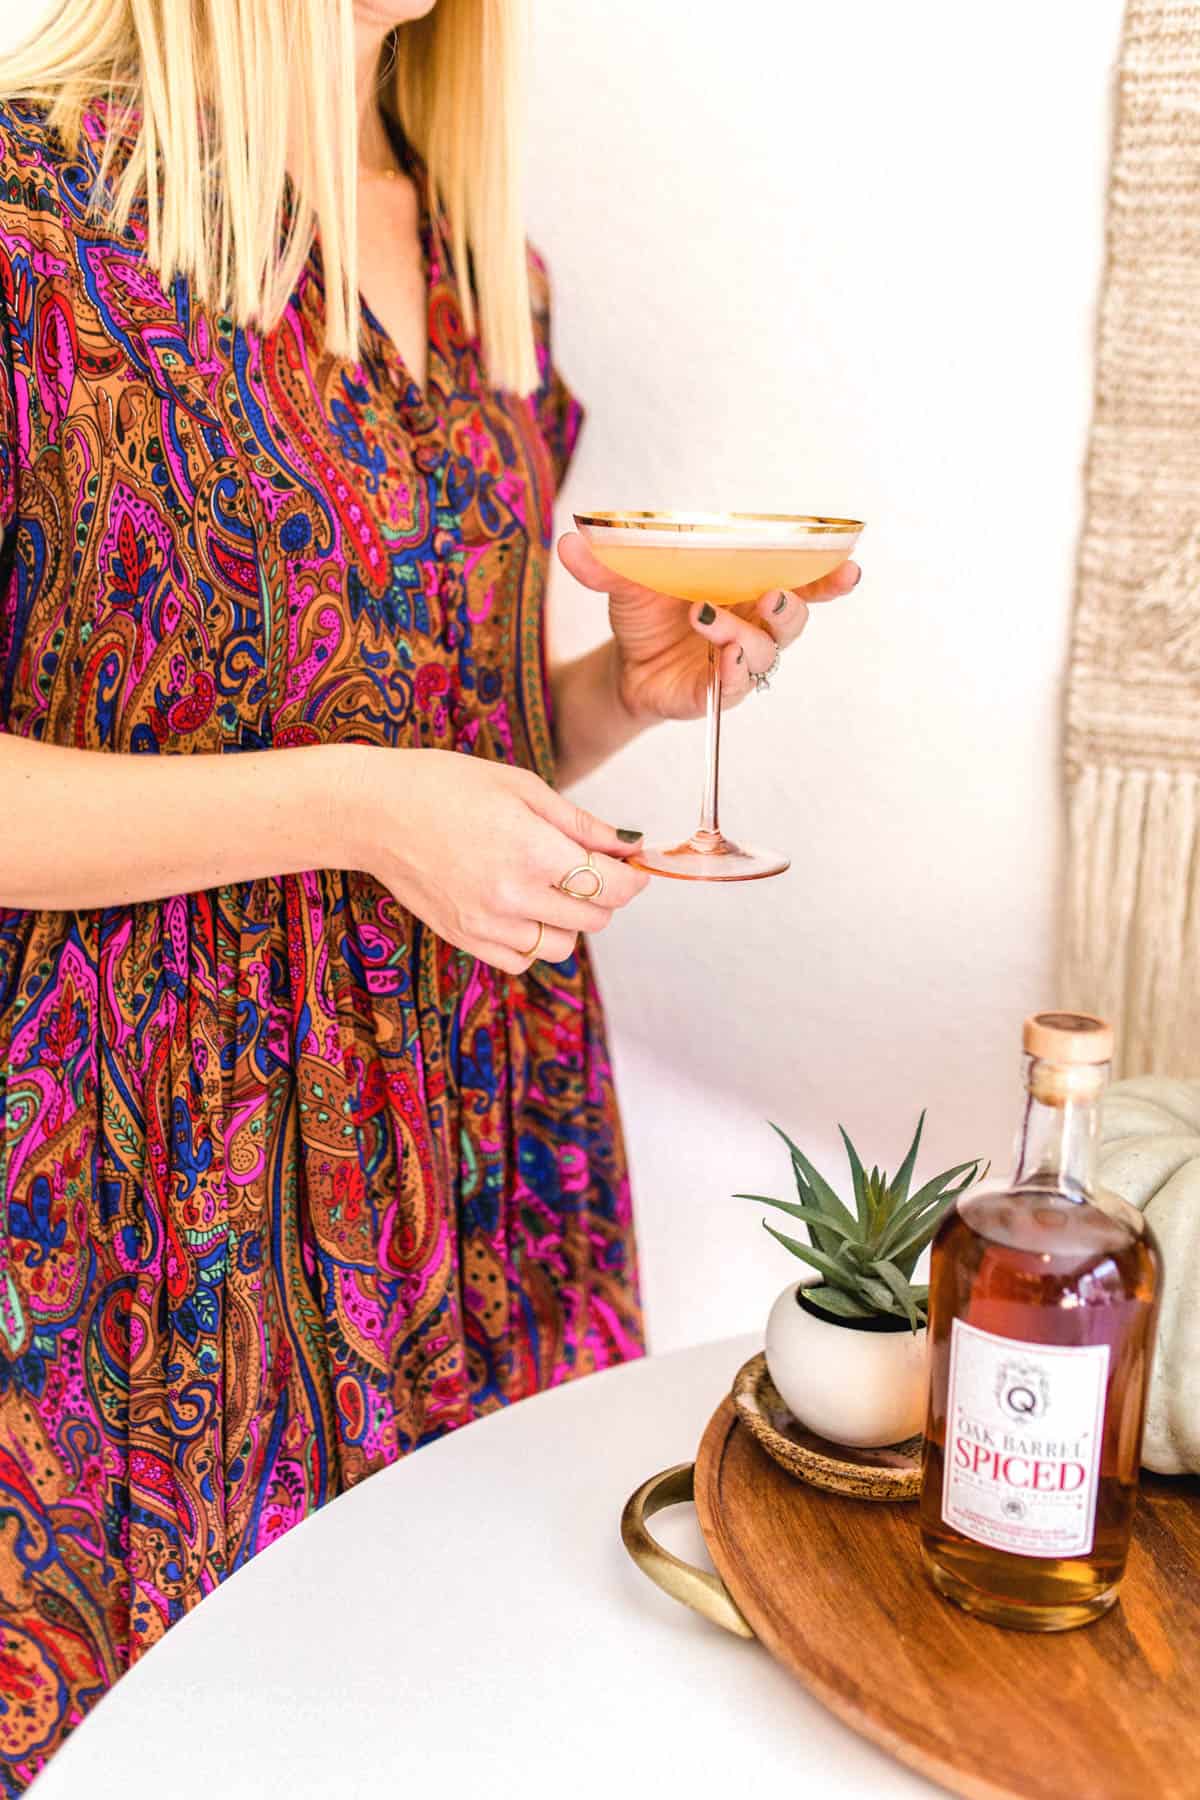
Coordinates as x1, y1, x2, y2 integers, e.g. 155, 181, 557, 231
743, 561, 859, 658
783, 560, 862, 605
719, 639, 753, 698
494, 922, 579, 967
690, 558, 861, 700
755, 590, 812, 649
557, 531, 641, 597
526, 823, 648, 912
494, 773, 651, 973
474, 941, 533, 977
546, 840, 647, 909
689, 600, 778, 682
480, 885, 616, 975
519, 774, 646, 864
473, 916, 581, 973
582, 849, 648, 907
537, 885, 614, 936
526, 923, 578, 965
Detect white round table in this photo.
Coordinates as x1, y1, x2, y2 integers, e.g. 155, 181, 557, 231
32, 1336, 937, 1798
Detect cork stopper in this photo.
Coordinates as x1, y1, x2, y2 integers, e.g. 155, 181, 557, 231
1022, 1012, 1114, 1065
1022, 1012, 1113, 1105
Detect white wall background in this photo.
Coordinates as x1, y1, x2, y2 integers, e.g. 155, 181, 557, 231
530, 0, 1128, 1350
1, 0, 1128, 1352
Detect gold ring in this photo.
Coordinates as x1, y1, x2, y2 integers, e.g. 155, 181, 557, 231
557, 851, 606, 901
523, 921, 546, 962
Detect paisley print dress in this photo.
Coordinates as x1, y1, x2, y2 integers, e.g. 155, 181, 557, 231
0, 97, 643, 1789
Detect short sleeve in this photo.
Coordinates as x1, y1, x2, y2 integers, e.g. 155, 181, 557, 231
527, 246, 584, 490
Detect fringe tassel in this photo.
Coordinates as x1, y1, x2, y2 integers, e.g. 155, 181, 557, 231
1063, 765, 1200, 1077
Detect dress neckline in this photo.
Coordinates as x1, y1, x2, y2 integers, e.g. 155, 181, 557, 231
360, 110, 438, 413
297, 111, 448, 441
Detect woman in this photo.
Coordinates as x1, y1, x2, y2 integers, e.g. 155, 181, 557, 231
0, 0, 857, 1783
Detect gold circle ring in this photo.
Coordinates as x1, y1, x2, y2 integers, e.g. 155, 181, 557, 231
523, 921, 546, 962
557, 851, 605, 901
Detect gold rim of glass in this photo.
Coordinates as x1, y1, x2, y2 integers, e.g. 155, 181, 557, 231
573, 509, 864, 536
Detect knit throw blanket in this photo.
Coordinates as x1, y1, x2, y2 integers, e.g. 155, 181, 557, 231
1063, 0, 1200, 1076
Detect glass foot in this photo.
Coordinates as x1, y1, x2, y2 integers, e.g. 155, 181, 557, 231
630, 830, 790, 882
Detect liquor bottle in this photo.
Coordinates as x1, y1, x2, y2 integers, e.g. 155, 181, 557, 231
919, 1012, 1161, 1630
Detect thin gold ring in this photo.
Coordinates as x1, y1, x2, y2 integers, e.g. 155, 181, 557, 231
558, 852, 605, 902
523, 921, 546, 962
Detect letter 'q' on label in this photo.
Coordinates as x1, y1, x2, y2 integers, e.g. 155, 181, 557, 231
942, 1318, 1109, 1559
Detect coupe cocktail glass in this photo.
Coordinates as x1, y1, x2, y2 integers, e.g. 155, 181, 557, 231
575, 511, 864, 880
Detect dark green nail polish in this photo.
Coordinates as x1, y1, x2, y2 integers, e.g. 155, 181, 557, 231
616, 827, 643, 843
773, 593, 788, 614
698, 603, 716, 625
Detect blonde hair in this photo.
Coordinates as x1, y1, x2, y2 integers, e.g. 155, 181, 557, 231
0, 0, 538, 393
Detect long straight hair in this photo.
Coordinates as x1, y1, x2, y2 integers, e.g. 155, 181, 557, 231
0, 0, 538, 393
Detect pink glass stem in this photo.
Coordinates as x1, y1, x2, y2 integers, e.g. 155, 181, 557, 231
693, 640, 722, 847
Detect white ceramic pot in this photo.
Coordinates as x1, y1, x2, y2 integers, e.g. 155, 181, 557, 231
765, 1281, 928, 1448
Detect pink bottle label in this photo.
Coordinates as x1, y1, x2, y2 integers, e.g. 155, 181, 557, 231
942, 1318, 1109, 1559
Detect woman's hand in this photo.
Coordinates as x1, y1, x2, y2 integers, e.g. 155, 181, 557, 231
0, 738, 646, 977
348, 747, 648, 975
556, 533, 861, 726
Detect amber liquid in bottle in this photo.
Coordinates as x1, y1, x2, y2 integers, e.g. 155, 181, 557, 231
919, 1022, 1160, 1631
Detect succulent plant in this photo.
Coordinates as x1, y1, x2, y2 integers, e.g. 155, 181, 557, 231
737, 1113, 985, 1330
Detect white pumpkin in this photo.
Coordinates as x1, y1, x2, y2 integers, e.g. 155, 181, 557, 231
1098, 1075, 1200, 1475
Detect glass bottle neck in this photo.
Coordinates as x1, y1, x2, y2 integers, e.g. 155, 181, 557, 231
1012, 1087, 1100, 1196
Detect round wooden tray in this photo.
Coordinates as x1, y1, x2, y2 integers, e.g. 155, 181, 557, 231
623, 1396, 1200, 1800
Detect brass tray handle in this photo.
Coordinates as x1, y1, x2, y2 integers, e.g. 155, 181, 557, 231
620, 1461, 754, 1639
